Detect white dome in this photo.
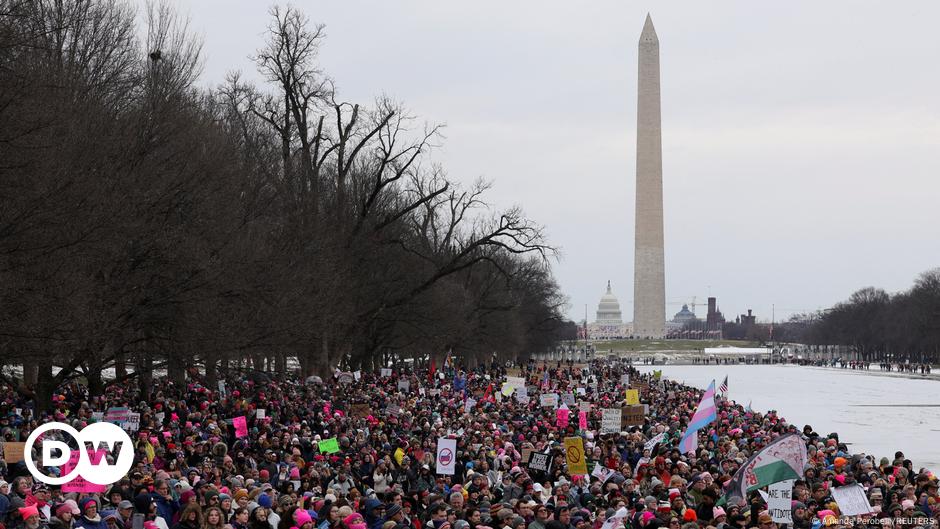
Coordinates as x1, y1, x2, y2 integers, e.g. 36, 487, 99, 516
595, 281, 623, 324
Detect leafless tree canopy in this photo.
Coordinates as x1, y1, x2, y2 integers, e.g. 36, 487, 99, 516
0, 1, 569, 409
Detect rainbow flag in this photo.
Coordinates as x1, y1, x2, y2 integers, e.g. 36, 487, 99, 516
678, 380, 717, 454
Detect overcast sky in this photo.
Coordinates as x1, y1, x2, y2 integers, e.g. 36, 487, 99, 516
181, 1, 940, 324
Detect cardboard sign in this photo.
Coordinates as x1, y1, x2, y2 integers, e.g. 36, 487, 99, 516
540, 393, 558, 408
233, 416, 248, 438
436, 438, 456, 475
350, 404, 372, 418
831, 484, 874, 516
2, 442, 26, 463
601, 408, 621, 434
564, 437, 588, 474
318, 437, 340, 454
621, 405, 645, 427
768, 479, 795, 523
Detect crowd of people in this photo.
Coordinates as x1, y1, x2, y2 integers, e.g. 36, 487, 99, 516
0, 358, 937, 529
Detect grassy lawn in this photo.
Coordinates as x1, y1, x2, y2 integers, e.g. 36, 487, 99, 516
568, 339, 759, 353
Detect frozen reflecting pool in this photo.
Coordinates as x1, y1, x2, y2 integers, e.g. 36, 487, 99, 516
635, 364, 940, 472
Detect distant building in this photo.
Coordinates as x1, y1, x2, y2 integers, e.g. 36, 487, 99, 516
672, 304, 698, 324
587, 281, 632, 339
706, 297, 725, 331
738, 309, 756, 327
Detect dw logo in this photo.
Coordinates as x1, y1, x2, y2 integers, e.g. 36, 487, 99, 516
24, 422, 134, 485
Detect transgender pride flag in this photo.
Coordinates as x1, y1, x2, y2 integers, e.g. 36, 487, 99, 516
678, 380, 717, 454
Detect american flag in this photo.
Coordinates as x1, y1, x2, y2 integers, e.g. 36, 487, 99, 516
719, 375, 729, 394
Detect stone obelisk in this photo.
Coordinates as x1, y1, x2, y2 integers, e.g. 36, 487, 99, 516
633, 14, 665, 339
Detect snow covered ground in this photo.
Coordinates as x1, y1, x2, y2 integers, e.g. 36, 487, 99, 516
636, 364, 940, 472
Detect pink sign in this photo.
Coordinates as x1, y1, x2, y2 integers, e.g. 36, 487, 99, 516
233, 416, 248, 438
556, 407, 569, 428
578, 411, 588, 430
61, 450, 107, 493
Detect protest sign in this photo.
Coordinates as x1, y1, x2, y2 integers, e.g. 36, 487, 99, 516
386, 403, 401, 416
556, 405, 569, 428
831, 484, 874, 516
91, 412, 104, 422
380, 368, 392, 377
464, 398, 476, 413
621, 405, 645, 427
564, 437, 588, 474
2, 442, 25, 463
561, 393, 576, 407
436, 438, 456, 475
350, 404, 372, 418
601, 408, 621, 434
578, 411, 588, 430
620, 374, 629, 385
528, 451, 552, 473
104, 406, 129, 425
155, 412, 165, 424
592, 464, 614, 483
233, 416, 248, 438
540, 393, 558, 408
123, 412, 140, 432
256, 409, 266, 419
579, 401, 591, 412
768, 480, 795, 523
397, 379, 410, 392
218, 381, 226, 395
318, 437, 340, 454
353, 370, 361, 381
600, 508, 629, 529
625, 389, 640, 405
61, 449, 107, 493
644, 432, 666, 451
337, 372, 355, 385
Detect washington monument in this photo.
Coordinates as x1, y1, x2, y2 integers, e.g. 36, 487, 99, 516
633, 14, 666, 339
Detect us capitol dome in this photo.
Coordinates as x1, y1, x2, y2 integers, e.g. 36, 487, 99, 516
586, 281, 632, 339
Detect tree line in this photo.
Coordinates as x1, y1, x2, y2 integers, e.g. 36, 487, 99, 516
0, 1, 569, 409
773, 269, 940, 363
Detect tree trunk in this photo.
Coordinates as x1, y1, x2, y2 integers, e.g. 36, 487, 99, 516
36, 363, 56, 413
115, 351, 127, 379
23, 362, 38, 386
205, 354, 218, 391
87, 369, 104, 397
168, 351, 186, 386
137, 351, 153, 399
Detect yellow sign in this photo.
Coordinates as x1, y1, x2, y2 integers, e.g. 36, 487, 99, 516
394, 447, 405, 465
653, 370, 662, 380
564, 436, 588, 475
625, 389, 640, 405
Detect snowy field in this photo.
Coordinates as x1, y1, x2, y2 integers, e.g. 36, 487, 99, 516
636, 364, 940, 472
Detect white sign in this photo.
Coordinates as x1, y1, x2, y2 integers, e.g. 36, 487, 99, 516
505, 376, 526, 389
576, 387, 586, 395
436, 437, 457, 475
155, 412, 165, 424
561, 393, 577, 407
397, 379, 410, 392
91, 412, 104, 422
515, 386, 528, 401
579, 402, 591, 412
354, 370, 361, 381
540, 393, 558, 408
218, 381, 226, 395
592, 464, 615, 482
601, 408, 621, 434
644, 432, 666, 451
767, 479, 795, 523
381, 368, 392, 377
256, 409, 266, 419
831, 484, 874, 516
620, 374, 629, 385
600, 508, 629, 529
122, 413, 140, 432
464, 398, 476, 413
386, 404, 401, 416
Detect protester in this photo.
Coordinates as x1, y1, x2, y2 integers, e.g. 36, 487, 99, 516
1, 360, 939, 529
